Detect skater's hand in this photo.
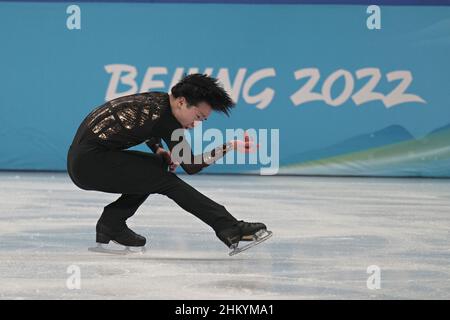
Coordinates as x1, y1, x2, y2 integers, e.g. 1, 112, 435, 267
156, 147, 180, 172
168, 161, 180, 172
231, 131, 259, 154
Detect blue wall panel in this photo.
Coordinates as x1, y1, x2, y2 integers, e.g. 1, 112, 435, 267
0, 2, 449, 176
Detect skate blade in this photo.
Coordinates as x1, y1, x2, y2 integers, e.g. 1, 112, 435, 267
229, 230, 273, 256
88, 243, 146, 255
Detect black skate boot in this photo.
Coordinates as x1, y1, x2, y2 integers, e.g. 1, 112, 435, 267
88, 220, 147, 255
216, 220, 272, 256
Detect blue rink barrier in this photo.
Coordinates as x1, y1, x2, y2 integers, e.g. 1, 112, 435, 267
0, 1, 449, 176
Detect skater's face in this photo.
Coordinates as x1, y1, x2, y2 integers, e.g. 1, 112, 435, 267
171, 96, 212, 129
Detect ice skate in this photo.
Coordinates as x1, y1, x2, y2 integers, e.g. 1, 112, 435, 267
216, 220, 273, 256
88, 221, 147, 255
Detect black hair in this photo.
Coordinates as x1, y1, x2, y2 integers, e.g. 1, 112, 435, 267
171, 73, 235, 117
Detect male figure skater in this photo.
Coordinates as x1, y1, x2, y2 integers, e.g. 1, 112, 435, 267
67, 74, 271, 255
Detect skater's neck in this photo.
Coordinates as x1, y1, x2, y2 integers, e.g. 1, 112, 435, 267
168, 93, 177, 115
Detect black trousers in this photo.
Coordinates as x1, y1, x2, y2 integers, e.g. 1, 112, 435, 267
67, 142, 238, 233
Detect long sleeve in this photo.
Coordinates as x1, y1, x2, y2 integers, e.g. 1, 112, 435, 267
145, 137, 162, 153
75, 91, 169, 150
161, 131, 233, 175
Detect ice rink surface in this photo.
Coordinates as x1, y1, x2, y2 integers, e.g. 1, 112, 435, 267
0, 172, 449, 299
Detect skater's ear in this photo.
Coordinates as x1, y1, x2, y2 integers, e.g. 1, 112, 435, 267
176, 96, 185, 106
177, 96, 192, 109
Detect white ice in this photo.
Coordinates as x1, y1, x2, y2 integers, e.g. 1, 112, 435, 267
0, 172, 449, 299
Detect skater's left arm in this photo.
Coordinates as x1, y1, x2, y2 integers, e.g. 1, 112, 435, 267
162, 131, 258, 175
145, 137, 163, 153
165, 135, 235, 175
145, 134, 231, 174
